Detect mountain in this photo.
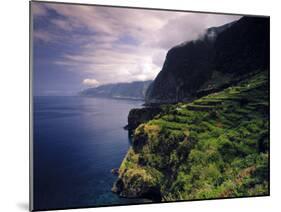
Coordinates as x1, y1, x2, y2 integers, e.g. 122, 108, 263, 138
80, 80, 152, 100
145, 16, 269, 104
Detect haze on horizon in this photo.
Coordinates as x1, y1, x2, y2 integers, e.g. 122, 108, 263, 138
32, 2, 241, 96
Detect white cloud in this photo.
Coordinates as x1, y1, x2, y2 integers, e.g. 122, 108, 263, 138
82, 78, 100, 87
32, 2, 242, 85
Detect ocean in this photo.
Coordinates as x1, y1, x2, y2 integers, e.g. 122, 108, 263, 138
33, 96, 147, 210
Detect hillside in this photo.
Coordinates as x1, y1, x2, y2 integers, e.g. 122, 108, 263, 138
80, 80, 152, 100
112, 71, 269, 200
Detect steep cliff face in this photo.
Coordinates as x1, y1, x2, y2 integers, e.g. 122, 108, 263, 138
145, 17, 269, 104
126, 107, 163, 131
214, 17, 269, 74
80, 80, 152, 100
146, 38, 214, 103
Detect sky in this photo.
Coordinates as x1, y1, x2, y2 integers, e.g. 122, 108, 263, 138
32, 2, 241, 96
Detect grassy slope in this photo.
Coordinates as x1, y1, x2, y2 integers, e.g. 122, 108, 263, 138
116, 71, 269, 201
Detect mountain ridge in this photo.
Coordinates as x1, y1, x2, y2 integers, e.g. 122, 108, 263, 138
80, 80, 152, 100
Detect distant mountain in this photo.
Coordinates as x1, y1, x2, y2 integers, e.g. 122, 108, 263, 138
79, 80, 152, 100
145, 17, 269, 104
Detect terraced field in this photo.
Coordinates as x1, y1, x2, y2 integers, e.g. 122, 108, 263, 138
113, 71, 269, 201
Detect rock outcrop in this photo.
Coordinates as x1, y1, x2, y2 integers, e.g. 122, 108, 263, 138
112, 148, 162, 201
126, 107, 163, 131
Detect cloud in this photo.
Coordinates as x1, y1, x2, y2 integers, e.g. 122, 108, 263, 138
50, 19, 73, 31
82, 78, 100, 87
33, 30, 55, 42
32, 2, 242, 86
55, 43, 164, 84
32, 3, 48, 16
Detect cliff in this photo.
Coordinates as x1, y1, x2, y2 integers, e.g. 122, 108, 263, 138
80, 80, 152, 100
126, 107, 163, 131
145, 16, 269, 104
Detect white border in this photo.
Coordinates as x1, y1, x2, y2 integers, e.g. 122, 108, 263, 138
1, 0, 280, 212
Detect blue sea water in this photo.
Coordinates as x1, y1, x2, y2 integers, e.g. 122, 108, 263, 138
33, 96, 147, 210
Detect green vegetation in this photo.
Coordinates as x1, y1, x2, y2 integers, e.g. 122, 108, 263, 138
115, 71, 269, 201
